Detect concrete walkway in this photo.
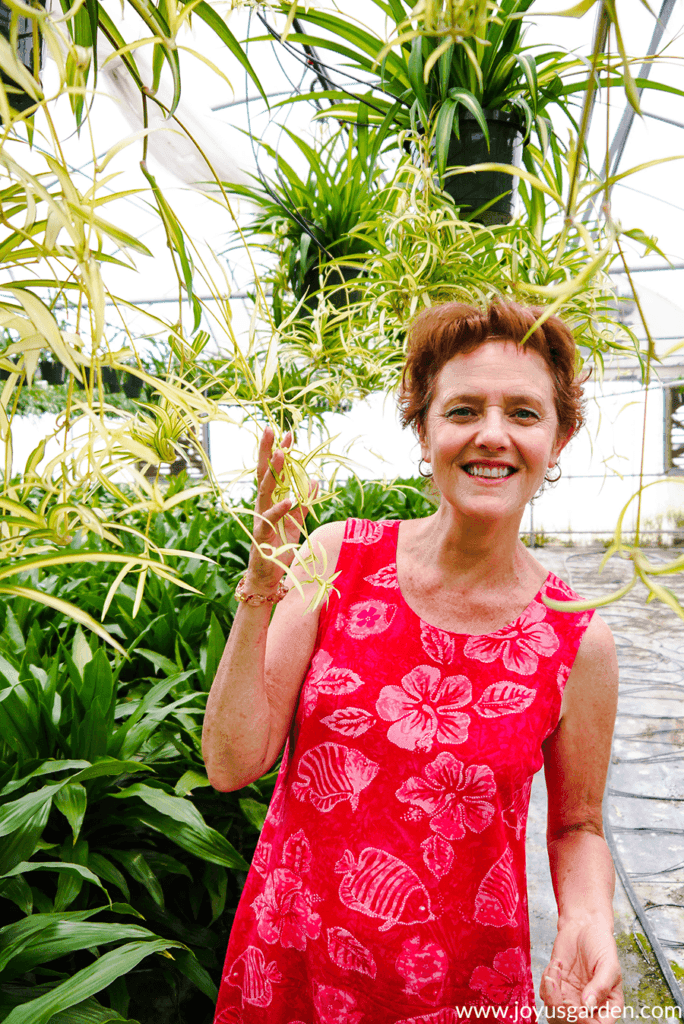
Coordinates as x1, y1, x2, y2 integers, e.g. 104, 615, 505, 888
527, 547, 684, 1012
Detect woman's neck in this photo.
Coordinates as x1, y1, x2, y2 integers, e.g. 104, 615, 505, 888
411, 503, 531, 590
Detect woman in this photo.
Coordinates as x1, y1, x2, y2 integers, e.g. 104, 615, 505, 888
203, 301, 623, 1024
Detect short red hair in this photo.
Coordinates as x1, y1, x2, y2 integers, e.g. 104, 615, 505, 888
398, 301, 586, 441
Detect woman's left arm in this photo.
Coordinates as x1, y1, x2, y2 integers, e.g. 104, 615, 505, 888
540, 613, 624, 1014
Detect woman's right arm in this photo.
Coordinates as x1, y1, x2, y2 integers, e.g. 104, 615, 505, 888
201, 428, 344, 792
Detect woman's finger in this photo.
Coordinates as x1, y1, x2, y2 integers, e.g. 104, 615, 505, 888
581, 961, 623, 1010
540, 959, 564, 1007
254, 499, 292, 535
256, 426, 275, 485
256, 448, 286, 513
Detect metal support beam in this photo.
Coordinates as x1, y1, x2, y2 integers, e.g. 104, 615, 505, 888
607, 0, 678, 176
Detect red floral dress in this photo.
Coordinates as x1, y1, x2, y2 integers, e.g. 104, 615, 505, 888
214, 519, 593, 1024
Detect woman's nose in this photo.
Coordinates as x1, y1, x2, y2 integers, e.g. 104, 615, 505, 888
475, 410, 508, 450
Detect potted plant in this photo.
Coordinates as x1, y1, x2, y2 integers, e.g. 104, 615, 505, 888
227, 127, 393, 316
269, 0, 641, 223
0, 0, 44, 114
39, 356, 65, 385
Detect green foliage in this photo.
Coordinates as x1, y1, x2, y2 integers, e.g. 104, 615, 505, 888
0, 474, 437, 1021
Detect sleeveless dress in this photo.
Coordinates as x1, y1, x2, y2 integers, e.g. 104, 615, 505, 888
214, 519, 594, 1024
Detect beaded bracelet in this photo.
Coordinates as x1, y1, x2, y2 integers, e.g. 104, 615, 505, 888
235, 576, 289, 607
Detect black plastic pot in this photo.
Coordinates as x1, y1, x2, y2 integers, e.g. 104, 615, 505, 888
0, 359, 19, 380
101, 366, 120, 393
40, 359, 65, 385
302, 261, 363, 309
0, 1, 45, 114
122, 371, 143, 399
442, 109, 524, 225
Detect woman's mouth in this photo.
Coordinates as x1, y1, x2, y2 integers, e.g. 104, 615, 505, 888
463, 464, 516, 479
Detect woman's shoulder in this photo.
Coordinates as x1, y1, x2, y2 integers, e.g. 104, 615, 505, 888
295, 517, 401, 581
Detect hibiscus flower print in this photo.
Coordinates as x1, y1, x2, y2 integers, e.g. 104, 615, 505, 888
376, 666, 471, 752
337, 599, 396, 640
463, 602, 559, 675
469, 946, 530, 1006
251, 867, 321, 951
396, 752, 496, 840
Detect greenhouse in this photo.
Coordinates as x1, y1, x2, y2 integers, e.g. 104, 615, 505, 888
0, 0, 683, 1021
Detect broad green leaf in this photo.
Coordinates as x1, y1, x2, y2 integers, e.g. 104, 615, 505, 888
434, 98, 457, 179
113, 783, 208, 831
1, 761, 90, 798
54, 782, 87, 843
0, 801, 51, 875
1, 860, 108, 898
2, 938, 185, 1024
239, 798, 268, 832
0, 760, 150, 839
0, 587, 126, 654
125, 806, 249, 871
87, 853, 131, 901
172, 948, 218, 1002
107, 849, 164, 909
174, 769, 211, 797
190, 1, 267, 104
0, 874, 32, 914
5, 921, 158, 979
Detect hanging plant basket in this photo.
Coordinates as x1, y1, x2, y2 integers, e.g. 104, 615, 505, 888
0, 359, 20, 381
122, 371, 143, 399
101, 367, 120, 393
40, 359, 65, 385
0, 0, 45, 114
442, 110, 524, 226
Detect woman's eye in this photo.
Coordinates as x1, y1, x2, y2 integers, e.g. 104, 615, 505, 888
513, 409, 538, 421
447, 407, 474, 419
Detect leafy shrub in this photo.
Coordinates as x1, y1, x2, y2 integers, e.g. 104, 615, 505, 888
0, 474, 433, 1022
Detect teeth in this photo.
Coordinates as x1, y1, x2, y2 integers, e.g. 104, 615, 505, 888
465, 465, 513, 478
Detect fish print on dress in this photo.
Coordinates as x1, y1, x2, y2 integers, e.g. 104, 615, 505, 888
395, 936, 449, 1003
302, 650, 365, 715
292, 742, 379, 812
327, 925, 377, 978
376, 666, 471, 752
365, 563, 400, 589
225, 946, 282, 1007
213, 520, 594, 1024
473, 847, 519, 927
215, 1010, 242, 1024
463, 601, 559, 675
335, 847, 435, 931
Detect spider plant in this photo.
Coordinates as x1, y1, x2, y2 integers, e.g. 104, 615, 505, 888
227, 124, 395, 319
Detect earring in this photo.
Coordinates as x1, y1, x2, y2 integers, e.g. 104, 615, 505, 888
418, 458, 432, 478
545, 463, 562, 484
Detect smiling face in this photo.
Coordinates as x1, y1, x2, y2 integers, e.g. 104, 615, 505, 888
420, 340, 566, 524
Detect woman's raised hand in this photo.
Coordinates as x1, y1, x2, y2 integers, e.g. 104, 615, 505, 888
245, 426, 317, 594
